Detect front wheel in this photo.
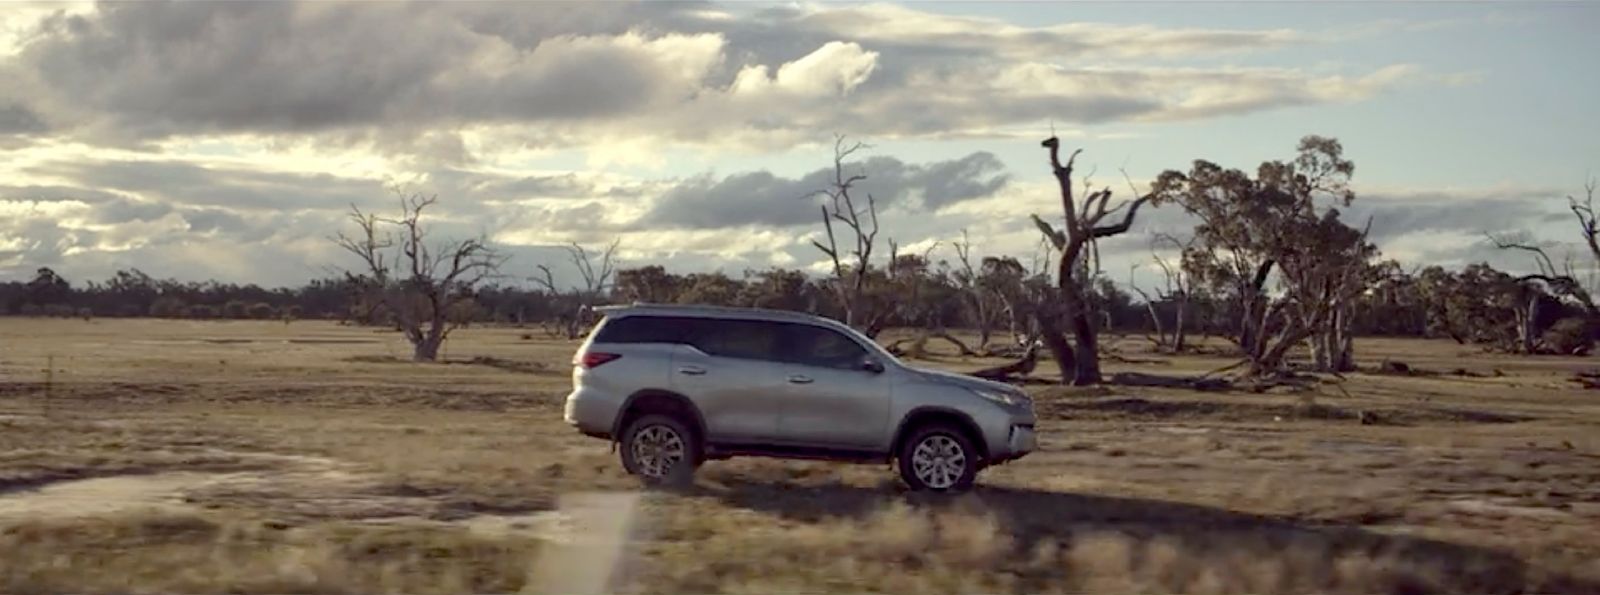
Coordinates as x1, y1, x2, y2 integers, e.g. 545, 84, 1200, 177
897, 425, 979, 491
620, 414, 700, 486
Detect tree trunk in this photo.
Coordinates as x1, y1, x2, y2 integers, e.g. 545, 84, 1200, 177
1330, 305, 1356, 372
1517, 296, 1538, 354
1251, 329, 1298, 376
414, 326, 443, 362
1310, 330, 1330, 371
1070, 307, 1101, 385
1173, 298, 1188, 352
1142, 300, 1167, 348
1036, 309, 1076, 382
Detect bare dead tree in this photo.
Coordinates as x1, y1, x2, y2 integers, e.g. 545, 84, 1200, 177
1486, 231, 1598, 354
1127, 263, 1165, 349
532, 239, 620, 340
334, 191, 506, 362
811, 135, 881, 333
1029, 137, 1156, 385
1151, 232, 1195, 352
951, 229, 996, 351
1569, 178, 1599, 296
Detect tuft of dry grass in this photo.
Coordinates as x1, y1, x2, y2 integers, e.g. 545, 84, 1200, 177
0, 511, 543, 595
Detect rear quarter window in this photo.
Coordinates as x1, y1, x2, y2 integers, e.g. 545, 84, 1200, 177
592, 315, 695, 344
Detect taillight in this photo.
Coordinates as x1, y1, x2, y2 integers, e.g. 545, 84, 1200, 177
578, 352, 621, 368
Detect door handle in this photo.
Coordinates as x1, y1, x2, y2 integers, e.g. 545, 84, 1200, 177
787, 374, 813, 384
678, 366, 706, 376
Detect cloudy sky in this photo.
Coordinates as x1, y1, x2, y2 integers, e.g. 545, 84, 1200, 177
2, 1, 1597, 291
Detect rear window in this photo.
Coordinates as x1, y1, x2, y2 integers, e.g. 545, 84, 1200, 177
592, 315, 695, 344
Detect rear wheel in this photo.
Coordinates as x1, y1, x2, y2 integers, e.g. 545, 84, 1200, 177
620, 414, 700, 486
897, 424, 979, 491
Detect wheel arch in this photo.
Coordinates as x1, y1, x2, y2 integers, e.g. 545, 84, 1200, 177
614, 389, 708, 444
890, 407, 989, 463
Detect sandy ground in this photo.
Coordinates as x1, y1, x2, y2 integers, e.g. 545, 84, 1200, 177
2, 317, 1598, 593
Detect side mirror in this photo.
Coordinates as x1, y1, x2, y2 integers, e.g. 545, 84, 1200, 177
861, 357, 885, 374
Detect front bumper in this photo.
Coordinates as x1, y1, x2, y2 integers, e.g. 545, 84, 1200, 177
992, 424, 1035, 463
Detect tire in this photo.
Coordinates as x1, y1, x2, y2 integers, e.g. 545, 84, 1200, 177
620, 414, 701, 486
897, 424, 980, 492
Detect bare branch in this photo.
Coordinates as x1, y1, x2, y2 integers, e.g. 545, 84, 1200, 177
1487, 233, 1559, 277
1090, 194, 1155, 239
1030, 215, 1067, 250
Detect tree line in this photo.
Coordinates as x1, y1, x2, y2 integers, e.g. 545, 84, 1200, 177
3, 134, 1594, 380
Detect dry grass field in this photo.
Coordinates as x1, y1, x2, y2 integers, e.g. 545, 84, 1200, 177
2, 317, 1599, 594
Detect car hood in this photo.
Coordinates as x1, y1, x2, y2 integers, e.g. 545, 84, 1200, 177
908, 366, 1025, 395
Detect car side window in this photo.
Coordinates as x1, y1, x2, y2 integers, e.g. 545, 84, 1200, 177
784, 324, 869, 371
593, 315, 692, 344
684, 319, 784, 362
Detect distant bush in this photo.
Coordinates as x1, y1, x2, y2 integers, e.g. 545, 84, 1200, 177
247, 302, 275, 319
18, 303, 42, 316
186, 304, 220, 319
77, 307, 93, 321
223, 300, 249, 319
149, 297, 187, 318
1543, 317, 1594, 356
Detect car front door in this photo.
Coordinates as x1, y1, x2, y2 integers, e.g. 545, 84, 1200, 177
774, 323, 892, 450
670, 318, 788, 445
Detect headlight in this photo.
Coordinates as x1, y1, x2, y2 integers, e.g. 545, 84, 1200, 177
970, 387, 1028, 407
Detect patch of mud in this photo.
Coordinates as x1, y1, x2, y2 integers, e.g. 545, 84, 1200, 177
1308, 439, 1408, 454
129, 338, 379, 346
342, 355, 553, 375
1044, 397, 1533, 425
358, 510, 575, 541
0, 381, 551, 411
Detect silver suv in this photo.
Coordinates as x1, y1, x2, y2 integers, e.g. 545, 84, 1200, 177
563, 303, 1036, 491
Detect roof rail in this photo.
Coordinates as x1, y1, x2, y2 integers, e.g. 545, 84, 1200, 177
595, 301, 828, 320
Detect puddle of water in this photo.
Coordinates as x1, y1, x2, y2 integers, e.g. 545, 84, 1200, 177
1448, 499, 1571, 520
1308, 440, 1408, 454
357, 510, 574, 541
0, 457, 643, 595
0, 452, 357, 523
1153, 426, 1212, 435
0, 472, 234, 520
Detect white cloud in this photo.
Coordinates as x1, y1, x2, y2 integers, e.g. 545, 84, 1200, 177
0, 1, 1454, 156
0, 1, 1520, 285
732, 41, 878, 97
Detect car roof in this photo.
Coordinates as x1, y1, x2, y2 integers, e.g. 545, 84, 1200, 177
595, 302, 838, 326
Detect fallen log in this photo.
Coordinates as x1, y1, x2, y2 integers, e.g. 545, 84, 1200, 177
1109, 372, 1233, 392
970, 342, 1040, 382
1572, 370, 1600, 390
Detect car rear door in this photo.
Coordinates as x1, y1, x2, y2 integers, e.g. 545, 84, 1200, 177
773, 323, 892, 450
670, 318, 788, 445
